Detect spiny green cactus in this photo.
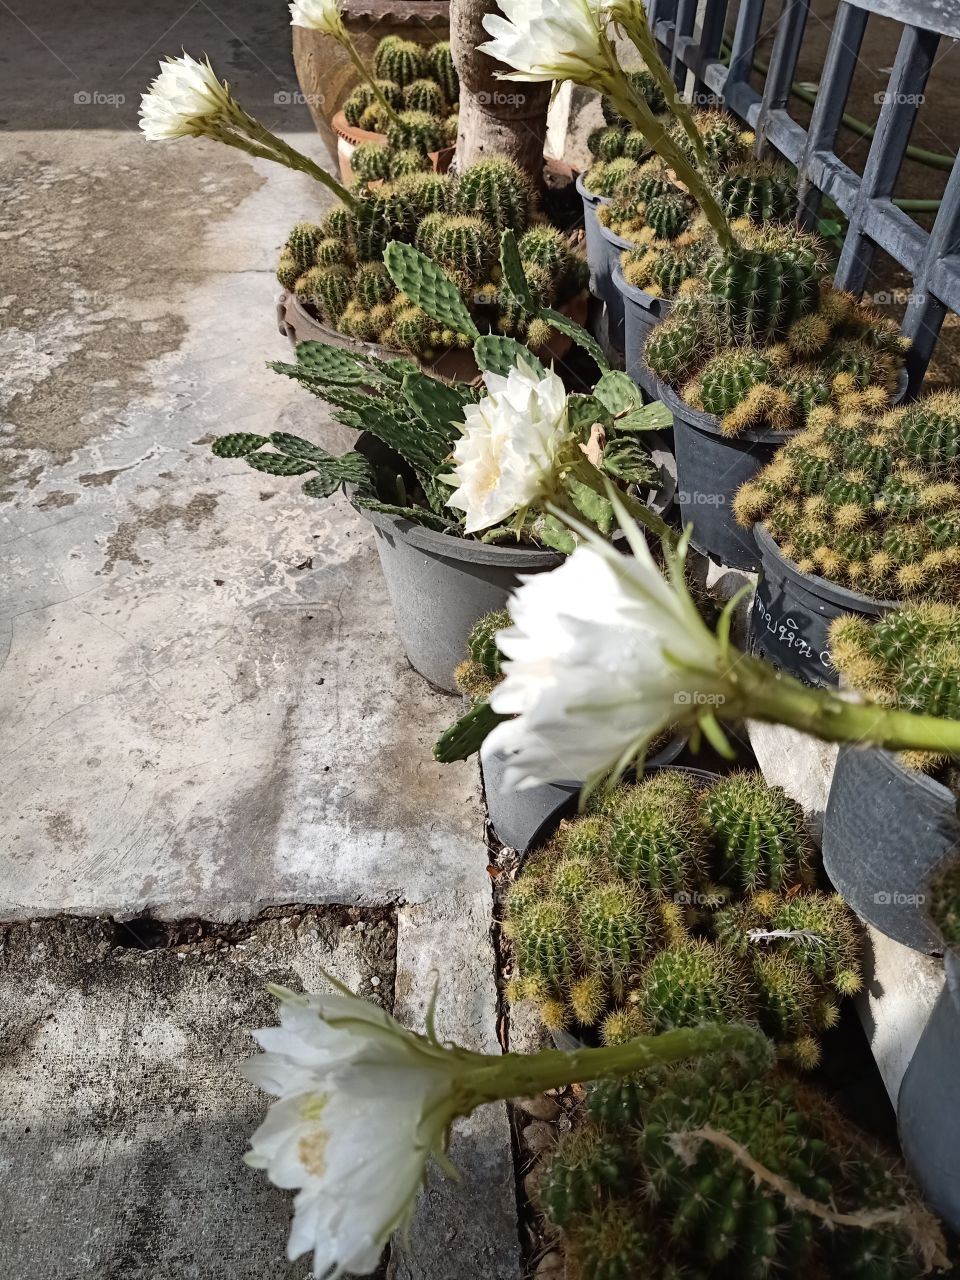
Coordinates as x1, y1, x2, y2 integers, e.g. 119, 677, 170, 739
389, 303, 433, 355
765, 891, 863, 995
403, 77, 446, 116
386, 110, 446, 154
353, 261, 396, 309
298, 265, 353, 324
350, 140, 392, 182
551, 853, 603, 908
601, 70, 666, 126
518, 225, 572, 287
372, 35, 427, 88
703, 232, 821, 345
637, 940, 752, 1031
353, 185, 415, 260
579, 883, 652, 980
586, 157, 642, 199
456, 157, 533, 236
588, 126, 627, 161
608, 773, 708, 894
510, 898, 576, 991
287, 222, 324, 272
622, 129, 652, 161
394, 170, 451, 216
705, 773, 810, 892
389, 147, 430, 178
697, 351, 772, 418
900, 391, 960, 474
322, 206, 352, 243
564, 1204, 655, 1280
719, 162, 798, 224
537, 1129, 626, 1228
644, 300, 709, 384
467, 609, 509, 677
553, 813, 610, 862
428, 214, 497, 282
442, 111, 459, 144
643, 192, 690, 241
342, 79, 403, 127
276, 251, 300, 290
312, 236, 347, 268
427, 41, 458, 104
672, 108, 749, 170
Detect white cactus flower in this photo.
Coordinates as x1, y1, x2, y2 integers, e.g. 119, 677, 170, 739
139, 53, 232, 141
479, 0, 610, 83
289, 0, 345, 39
486, 516, 730, 787
444, 359, 570, 534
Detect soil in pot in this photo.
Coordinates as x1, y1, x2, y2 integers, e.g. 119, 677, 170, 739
658, 381, 791, 573
823, 745, 959, 953
749, 523, 894, 687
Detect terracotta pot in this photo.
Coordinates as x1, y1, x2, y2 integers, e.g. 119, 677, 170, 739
291, 1, 449, 154
330, 110, 455, 184
277, 289, 590, 381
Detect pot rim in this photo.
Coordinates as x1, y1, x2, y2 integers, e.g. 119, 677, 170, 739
754, 521, 899, 612
597, 219, 636, 252
612, 263, 673, 314
658, 377, 795, 446
574, 171, 611, 206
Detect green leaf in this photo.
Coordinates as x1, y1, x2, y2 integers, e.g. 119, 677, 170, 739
534, 513, 577, 554
474, 334, 546, 377
211, 433, 269, 457
402, 370, 472, 432
244, 452, 317, 476
384, 241, 481, 339
353, 494, 453, 532
567, 394, 612, 439
433, 701, 508, 763
614, 399, 674, 432
267, 432, 334, 462
566, 477, 614, 534
540, 307, 610, 372
594, 370, 642, 416
601, 438, 657, 486
293, 342, 367, 383
499, 230, 536, 312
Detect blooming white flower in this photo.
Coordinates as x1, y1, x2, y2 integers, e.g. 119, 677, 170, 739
139, 53, 231, 141
444, 359, 570, 534
479, 0, 609, 83
242, 987, 457, 1278
485, 517, 729, 788
289, 0, 345, 39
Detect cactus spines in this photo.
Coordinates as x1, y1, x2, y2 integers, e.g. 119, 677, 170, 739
510, 899, 576, 990
719, 162, 798, 224
900, 390, 960, 474
403, 77, 446, 116
389, 147, 430, 178
427, 41, 458, 104
350, 140, 392, 182
429, 214, 497, 282
601, 70, 666, 126
703, 235, 820, 345
554, 814, 609, 862
644, 301, 712, 385
298, 265, 352, 324
608, 777, 707, 894
579, 883, 652, 978
637, 940, 752, 1031
456, 157, 533, 236
466, 609, 509, 676
353, 261, 396, 309
643, 192, 690, 242
622, 129, 651, 161
518, 224, 572, 287
342, 79, 403, 127
566, 1204, 654, 1280
386, 110, 445, 154
672, 108, 748, 170
698, 351, 772, 418
286, 221, 324, 272
569, 973, 608, 1025
705, 772, 810, 892
353, 185, 414, 260
322, 206, 352, 243
395, 170, 451, 216
586, 157, 641, 199
389, 304, 433, 356
538, 1129, 626, 1228
587, 126, 626, 161
276, 251, 300, 290
372, 35, 427, 88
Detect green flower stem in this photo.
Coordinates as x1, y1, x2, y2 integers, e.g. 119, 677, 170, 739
730, 655, 960, 757
210, 106, 358, 208
593, 30, 735, 249
455, 1022, 763, 1110
341, 37, 403, 126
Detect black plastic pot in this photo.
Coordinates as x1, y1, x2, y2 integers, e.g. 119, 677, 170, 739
898, 950, 960, 1232
614, 265, 672, 398
480, 731, 687, 852
658, 382, 791, 572
823, 745, 959, 953
575, 175, 634, 355
749, 523, 895, 687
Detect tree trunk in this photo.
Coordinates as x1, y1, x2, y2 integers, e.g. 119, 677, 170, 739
450, 0, 551, 179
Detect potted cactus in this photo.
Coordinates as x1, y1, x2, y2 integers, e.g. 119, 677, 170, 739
211, 261, 673, 691
899, 858, 960, 1233
822, 601, 960, 952
643, 224, 908, 571
735, 392, 960, 683
534, 1052, 945, 1277
501, 766, 868, 1074
276, 155, 590, 371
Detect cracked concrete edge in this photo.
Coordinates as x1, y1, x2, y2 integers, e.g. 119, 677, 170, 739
389, 890, 521, 1280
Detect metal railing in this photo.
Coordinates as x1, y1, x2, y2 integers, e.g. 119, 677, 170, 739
647, 0, 960, 394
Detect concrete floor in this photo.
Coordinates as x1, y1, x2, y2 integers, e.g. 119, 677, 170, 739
0, 3, 518, 1276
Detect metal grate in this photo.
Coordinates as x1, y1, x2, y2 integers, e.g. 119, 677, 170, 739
646, 0, 960, 394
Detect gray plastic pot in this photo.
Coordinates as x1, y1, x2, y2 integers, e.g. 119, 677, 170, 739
823, 745, 959, 953
575, 171, 610, 298
898, 949, 960, 1232
659, 382, 791, 572
480, 730, 687, 852
749, 523, 895, 687
614, 265, 672, 398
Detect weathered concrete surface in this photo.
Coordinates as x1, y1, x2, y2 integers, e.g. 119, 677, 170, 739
1, 910, 396, 1280
0, 3, 517, 1277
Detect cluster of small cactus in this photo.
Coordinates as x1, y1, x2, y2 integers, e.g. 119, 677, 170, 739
583, 70, 669, 193
829, 601, 960, 772
734, 391, 960, 598
454, 610, 510, 703
342, 36, 458, 142
538, 1055, 934, 1279
505, 768, 860, 1068
278, 155, 587, 358
644, 224, 908, 434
